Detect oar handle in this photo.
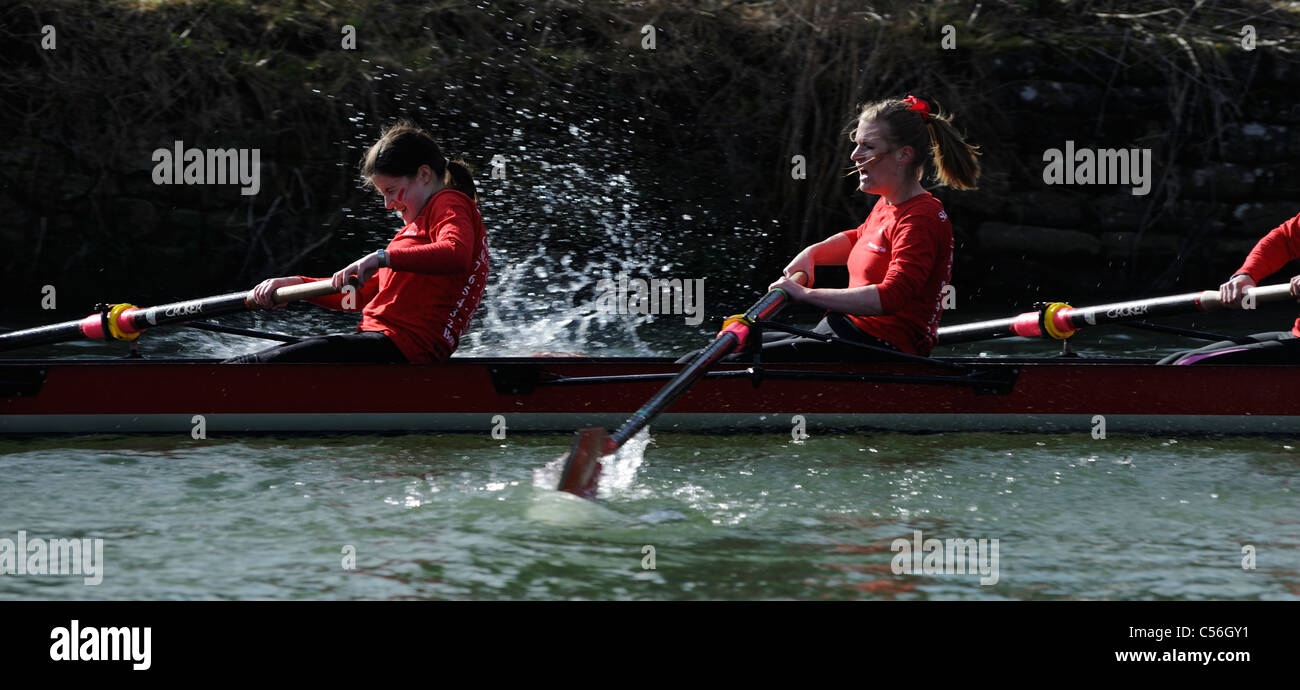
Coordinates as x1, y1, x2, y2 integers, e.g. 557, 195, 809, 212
267, 279, 354, 306
754, 270, 808, 318
1196, 283, 1295, 310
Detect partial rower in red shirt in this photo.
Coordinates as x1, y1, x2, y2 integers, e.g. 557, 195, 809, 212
762, 95, 980, 360
226, 121, 489, 364
1161, 212, 1300, 365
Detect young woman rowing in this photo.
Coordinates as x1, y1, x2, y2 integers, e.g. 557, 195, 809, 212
225, 122, 489, 364
757, 95, 980, 361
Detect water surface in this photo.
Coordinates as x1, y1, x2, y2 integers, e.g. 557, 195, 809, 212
2, 430, 1295, 600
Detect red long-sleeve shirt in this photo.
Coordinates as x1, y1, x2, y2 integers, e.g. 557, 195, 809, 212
839, 192, 953, 355
1234, 211, 1300, 336
298, 188, 490, 362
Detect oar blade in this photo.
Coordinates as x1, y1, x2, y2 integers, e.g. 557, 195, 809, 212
551, 271, 807, 501
557, 427, 609, 499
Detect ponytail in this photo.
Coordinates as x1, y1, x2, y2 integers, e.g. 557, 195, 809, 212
925, 110, 981, 190
855, 96, 981, 191
444, 158, 477, 202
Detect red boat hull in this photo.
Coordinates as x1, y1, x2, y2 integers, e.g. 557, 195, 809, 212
1, 357, 1297, 435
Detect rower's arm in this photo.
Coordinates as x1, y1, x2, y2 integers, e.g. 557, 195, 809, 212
795, 217, 939, 316
805, 232, 854, 265
388, 197, 477, 275
783, 233, 853, 286
1235, 213, 1300, 281
795, 284, 883, 316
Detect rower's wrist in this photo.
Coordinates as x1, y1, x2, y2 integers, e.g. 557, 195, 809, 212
1230, 272, 1252, 281
376, 249, 389, 268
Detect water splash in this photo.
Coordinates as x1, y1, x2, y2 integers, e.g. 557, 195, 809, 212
461, 126, 669, 356
595, 428, 652, 498
337, 70, 683, 357
531, 427, 652, 501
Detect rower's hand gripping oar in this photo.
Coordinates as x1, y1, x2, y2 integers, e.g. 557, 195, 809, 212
0, 279, 355, 352
936, 283, 1298, 345
557, 271, 809, 499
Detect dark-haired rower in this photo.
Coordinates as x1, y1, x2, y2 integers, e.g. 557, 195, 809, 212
227, 121, 489, 364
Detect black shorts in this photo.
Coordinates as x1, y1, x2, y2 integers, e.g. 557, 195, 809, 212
1157, 331, 1300, 365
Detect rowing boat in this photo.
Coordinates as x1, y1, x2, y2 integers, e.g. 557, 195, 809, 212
2, 354, 1297, 435
3, 282, 1297, 437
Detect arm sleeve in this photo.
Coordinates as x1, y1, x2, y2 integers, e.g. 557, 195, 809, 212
1236, 213, 1300, 281
839, 227, 861, 243
872, 215, 939, 316
388, 197, 476, 275
293, 275, 379, 312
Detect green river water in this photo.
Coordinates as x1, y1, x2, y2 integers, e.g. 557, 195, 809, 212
1, 419, 1297, 600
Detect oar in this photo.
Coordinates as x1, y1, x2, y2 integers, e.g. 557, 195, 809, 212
556, 272, 808, 499
936, 283, 1296, 345
0, 280, 350, 352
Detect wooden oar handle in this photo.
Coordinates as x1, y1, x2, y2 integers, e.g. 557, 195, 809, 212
267, 278, 359, 305
1197, 283, 1295, 310
789, 270, 808, 286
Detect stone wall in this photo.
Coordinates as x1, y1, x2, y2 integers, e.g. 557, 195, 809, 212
3, 1, 1298, 314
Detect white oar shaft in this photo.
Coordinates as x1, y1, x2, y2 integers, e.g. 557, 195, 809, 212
938, 283, 1298, 345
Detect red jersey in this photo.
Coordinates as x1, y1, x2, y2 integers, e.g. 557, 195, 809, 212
299, 188, 490, 363
1235, 211, 1300, 337
839, 192, 953, 355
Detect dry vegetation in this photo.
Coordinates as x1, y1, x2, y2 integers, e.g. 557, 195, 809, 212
1, 0, 1298, 301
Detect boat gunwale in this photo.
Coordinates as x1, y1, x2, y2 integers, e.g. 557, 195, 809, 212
0, 354, 1217, 367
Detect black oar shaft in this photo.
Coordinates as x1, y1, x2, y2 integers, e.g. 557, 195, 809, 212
127, 292, 252, 331
606, 275, 803, 450
609, 332, 738, 448
0, 280, 343, 352
936, 284, 1294, 345
0, 322, 86, 351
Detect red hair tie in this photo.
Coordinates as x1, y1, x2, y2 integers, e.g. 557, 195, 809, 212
903, 94, 931, 123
